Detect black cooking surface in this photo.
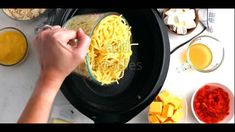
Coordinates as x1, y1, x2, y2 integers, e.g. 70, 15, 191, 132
48, 9, 170, 123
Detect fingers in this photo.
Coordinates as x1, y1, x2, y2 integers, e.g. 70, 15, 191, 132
52, 25, 61, 29
36, 25, 58, 35
35, 26, 90, 60
55, 29, 77, 43
73, 28, 91, 59
76, 28, 87, 40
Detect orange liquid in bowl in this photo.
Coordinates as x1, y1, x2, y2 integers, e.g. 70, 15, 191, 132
188, 43, 212, 70
0, 29, 27, 65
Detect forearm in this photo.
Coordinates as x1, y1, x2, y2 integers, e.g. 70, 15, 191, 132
18, 27, 90, 123
18, 73, 64, 123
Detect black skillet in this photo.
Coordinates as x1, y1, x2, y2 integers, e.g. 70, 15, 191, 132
51, 8, 170, 123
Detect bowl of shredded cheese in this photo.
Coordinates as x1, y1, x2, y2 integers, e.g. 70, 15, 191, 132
0, 27, 28, 66
63, 12, 134, 85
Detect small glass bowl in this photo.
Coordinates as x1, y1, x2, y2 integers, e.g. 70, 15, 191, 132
0, 27, 28, 66
186, 35, 224, 73
177, 35, 224, 73
63, 12, 131, 85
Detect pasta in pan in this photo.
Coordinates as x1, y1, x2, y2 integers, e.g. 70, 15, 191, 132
63, 13, 133, 85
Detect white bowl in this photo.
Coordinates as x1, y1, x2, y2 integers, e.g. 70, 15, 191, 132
191, 83, 234, 123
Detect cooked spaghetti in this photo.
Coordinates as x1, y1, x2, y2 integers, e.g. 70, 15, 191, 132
88, 15, 132, 85
63, 14, 133, 85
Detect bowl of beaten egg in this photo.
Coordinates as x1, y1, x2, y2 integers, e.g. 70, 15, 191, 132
0, 27, 28, 66
63, 12, 134, 85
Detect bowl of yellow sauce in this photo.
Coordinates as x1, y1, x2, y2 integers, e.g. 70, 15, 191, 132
0, 27, 28, 66
186, 35, 224, 72
188, 43, 212, 70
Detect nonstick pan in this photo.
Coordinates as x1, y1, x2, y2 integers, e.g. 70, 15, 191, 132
55, 8, 170, 123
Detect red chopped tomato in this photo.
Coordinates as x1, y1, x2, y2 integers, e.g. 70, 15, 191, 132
193, 84, 230, 123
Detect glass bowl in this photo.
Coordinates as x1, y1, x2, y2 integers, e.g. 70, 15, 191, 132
62, 12, 131, 85
186, 35, 224, 73
0, 27, 28, 66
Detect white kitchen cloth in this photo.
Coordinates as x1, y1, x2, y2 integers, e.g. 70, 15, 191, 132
49, 104, 94, 123
157, 8, 216, 33
198, 9, 216, 33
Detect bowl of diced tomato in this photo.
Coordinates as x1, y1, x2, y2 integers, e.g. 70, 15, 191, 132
191, 83, 234, 123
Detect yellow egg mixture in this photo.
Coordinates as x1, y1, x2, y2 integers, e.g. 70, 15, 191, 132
0, 29, 27, 65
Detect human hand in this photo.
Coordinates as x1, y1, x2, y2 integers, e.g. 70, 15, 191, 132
34, 26, 90, 82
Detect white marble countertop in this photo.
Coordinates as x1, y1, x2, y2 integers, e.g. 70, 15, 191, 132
0, 9, 234, 123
